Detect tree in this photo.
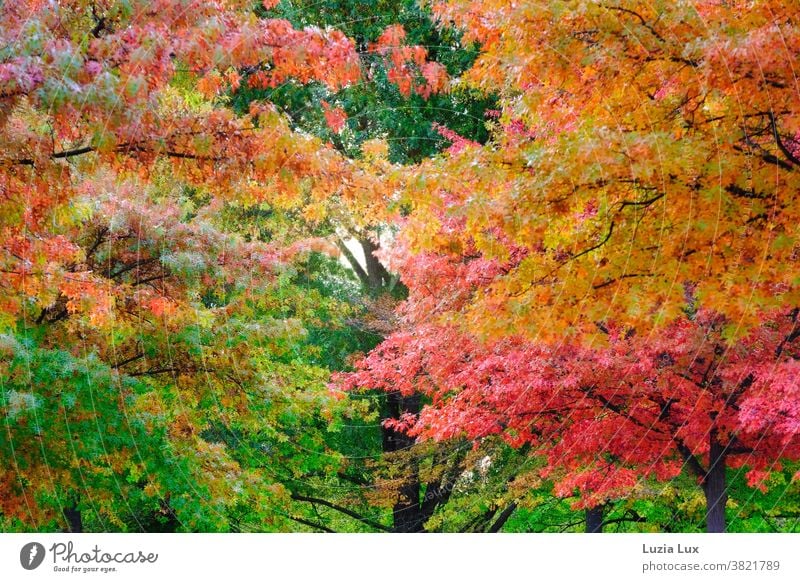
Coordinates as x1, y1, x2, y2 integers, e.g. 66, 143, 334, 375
341, 300, 800, 532
0, 0, 382, 531
246, 0, 494, 164
393, 0, 800, 340
232, 0, 499, 532
337, 0, 800, 534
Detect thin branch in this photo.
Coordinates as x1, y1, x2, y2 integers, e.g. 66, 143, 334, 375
133, 274, 169, 286
619, 192, 665, 208
52, 146, 95, 160
85, 227, 109, 259
558, 517, 588, 532
13, 143, 224, 166
128, 366, 182, 377
602, 510, 646, 528
775, 308, 800, 358
113, 352, 145, 369
109, 257, 158, 279
725, 184, 770, 200
587, 387, 667, 435
593, 272, 654, 290
571, 220, 614, 261
287, 515, 334, 533
602, 4, 665, 43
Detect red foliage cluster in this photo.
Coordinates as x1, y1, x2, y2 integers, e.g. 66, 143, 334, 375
371, 25, 448, 98
338, 308, 800, 507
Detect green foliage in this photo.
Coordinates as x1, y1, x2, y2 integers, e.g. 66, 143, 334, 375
240, 0, 496, 164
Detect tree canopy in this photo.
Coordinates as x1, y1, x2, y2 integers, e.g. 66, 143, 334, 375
2, 0, 799, 534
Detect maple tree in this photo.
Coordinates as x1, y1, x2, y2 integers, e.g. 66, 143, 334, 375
394, 0, 800, 340
338, 0, 800, 533
230, 0, 503, 532
0, 0, 384, 531
342, 306, 800, 532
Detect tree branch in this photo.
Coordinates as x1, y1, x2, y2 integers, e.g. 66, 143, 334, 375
675, 440, 707, 479
290, 493, 391, 532
619, 192, 665, 209
487, 502, 518, 533
571, 220, 614, 261
287, 515, 334, 533
113, 352, 145, 369
593, 272, 654, 290
602, 510, 646, 528
602, 4, 665, 43
769, 112, 800, 168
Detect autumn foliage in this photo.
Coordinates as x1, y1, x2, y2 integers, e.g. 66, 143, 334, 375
2, 0, 800, 534
338, 0, 800, 533
0, 0, 377, 530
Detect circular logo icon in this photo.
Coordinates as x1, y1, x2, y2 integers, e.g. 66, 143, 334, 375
20, 542, 46, 570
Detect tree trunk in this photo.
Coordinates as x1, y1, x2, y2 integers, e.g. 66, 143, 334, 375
64, 505, 82, 533
703, 432, 727, 533
585, 505, 604, 533
359, 233, 422, 530
360, 237, 391, 295
488, 502, 518, 533
383, 391, 425, 532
